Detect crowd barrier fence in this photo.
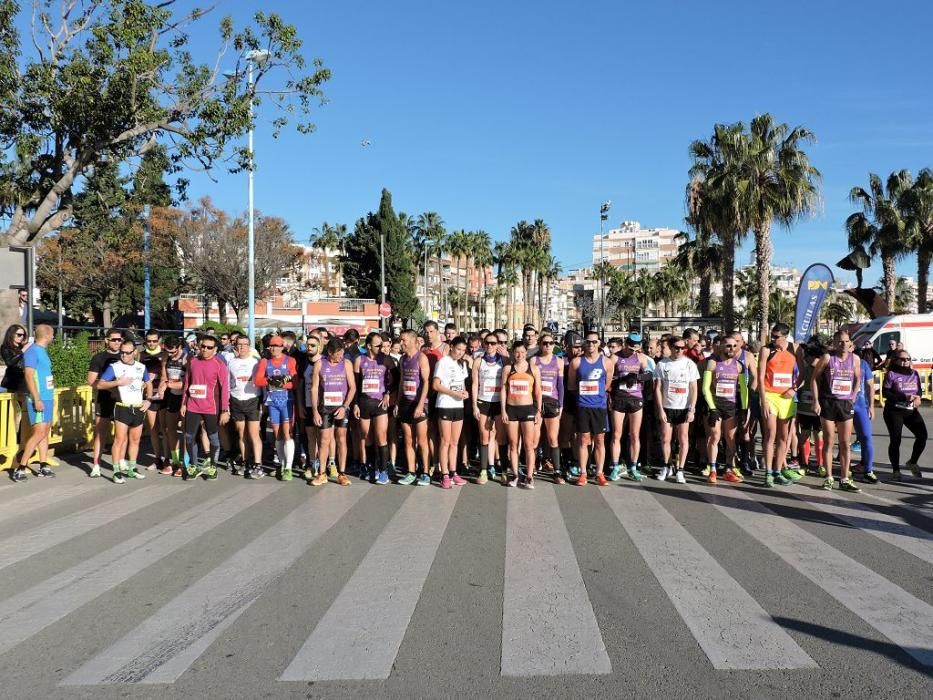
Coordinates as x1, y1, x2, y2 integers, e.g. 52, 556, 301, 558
0, 387, 95, 468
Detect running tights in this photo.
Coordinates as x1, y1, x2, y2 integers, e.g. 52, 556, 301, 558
852, 401, 874, 472
185, 412, 220, 466
883, 407, 928, 468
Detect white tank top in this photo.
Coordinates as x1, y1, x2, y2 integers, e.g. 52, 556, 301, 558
476, 357, 503, 402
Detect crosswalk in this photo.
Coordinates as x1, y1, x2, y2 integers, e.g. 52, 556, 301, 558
1, 469, 932, 693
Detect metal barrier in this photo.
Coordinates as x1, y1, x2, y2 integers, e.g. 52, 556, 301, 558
873, 369, 933, 407
0, 386, 95, 468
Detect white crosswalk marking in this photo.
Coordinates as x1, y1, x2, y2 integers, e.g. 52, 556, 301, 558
692, 483, 933, 667
0, 482, 101, 526
280, 487, 461, 681
64, 483, 366, 685
500, 484, 611, 677
0, 485, 279, 657
600, 485, 817, 669
0, 484, 177, 571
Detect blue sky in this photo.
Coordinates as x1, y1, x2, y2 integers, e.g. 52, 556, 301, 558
178, 0, 933, 286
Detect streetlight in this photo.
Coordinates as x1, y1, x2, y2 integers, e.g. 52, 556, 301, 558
599, 200, 611, 337
245, 49, 270, 347
142, 205, 151, 329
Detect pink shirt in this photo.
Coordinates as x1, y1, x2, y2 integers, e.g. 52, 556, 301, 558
182, 356, 230, 414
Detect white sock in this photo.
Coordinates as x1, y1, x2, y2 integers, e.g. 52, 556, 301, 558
284, 439, 295, 470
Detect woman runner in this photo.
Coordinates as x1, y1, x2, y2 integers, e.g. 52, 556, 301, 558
502, 341, 542, 488
532, 332, 565, 484
310, 338, 357, 486
432, 336, 470, 489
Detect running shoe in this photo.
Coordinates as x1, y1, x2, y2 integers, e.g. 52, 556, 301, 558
568, 465, 580, 478
173, 466, 183, 478
441, 474, 452, 489
822, 477, 834, 490
817, 465, 827, 478
595, 473, 608, 487
780, 468, 803, 482
327, 462, 338, 480
764, 473, 774, 488
186, 462, 201, 478
890, 469, 902, 482
311, 472, 327, 486
655, 466, 670, 482
89, 464, 101, 478
451, 473, 467, 486
851, 440, 861, 452
628, 465, 645, 481
723, 469, 742, 483
303, 468, 314, 481
700, 465, 711, 478
773, 473, 792, 486
417, 474, 431, 486
113, 470, 126, 485
787, 457, 800, 469
476, 469, 488, 485
729, 467, 745, 482
507, 471, 519, 487
281, 468, 293, 482
553, 472, 566, 485
839, 478, 861, 492
35, 464, 55, 478
608, 465, 623, 481
203, 463, 218, 481
488, 466, 497, 480
907, 462, 923, 479
359, 465, 370, 482
675, 470, 686, 484
251, 464, 266, 479
337, 473, 351, 486
575, 472, 587, 486
159, 464, 173, 475
863, 471, 878, 484
707, 469, 717, 484
523, 476, 535, 489
147, 459, 159, 472
229, 459, 241, 477
124, 467, 145, 480
397, 472, 417, 486
10, 467, 27, 483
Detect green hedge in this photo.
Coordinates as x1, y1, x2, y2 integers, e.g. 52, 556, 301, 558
197, 320, 245, 335
48, 332, 93, 388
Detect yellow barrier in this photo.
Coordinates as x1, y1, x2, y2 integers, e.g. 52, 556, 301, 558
873, 369, 932, 407
0, 386, 95, 468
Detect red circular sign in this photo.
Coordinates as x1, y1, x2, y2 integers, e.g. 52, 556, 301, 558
379, 302, 392, 318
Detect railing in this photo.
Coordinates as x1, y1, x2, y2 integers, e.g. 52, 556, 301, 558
0, 386, 95, 467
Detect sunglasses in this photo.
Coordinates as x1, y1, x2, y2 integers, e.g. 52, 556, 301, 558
119, 350, 135, 356
14, 331, 25, 337
269, 345, 283, 349
897, 357, 911, 362
199, 344, 216, 350
672, 345, 686, 350
771, 334, 783, 340
485, 340, 498, 346
108, 337, 123, 342
541, 341, 555, 346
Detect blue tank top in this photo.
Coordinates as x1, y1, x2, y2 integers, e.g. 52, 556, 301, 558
577, 356, 607, 409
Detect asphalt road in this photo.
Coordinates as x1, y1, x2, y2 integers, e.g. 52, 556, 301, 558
0, 410, 931, 699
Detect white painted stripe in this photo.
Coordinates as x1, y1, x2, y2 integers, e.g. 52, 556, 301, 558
64, 484, 367, 685
600, 485, 817, 669
692, 483, 933, 667
280, 488, 461, 681
0, 485, 279, 657
500, 484, 611, 677
860, 490, 933, 520
786, 489, 933, 566
0, 484, 178, 571
0, 482, 102, 526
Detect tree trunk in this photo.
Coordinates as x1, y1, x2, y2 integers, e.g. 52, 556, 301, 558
103, 295, 112, 329
917, 248, 930, 313
322, 250, 331, 295
720, 229, 736, 330
218, 299, 228, 325
699, 274, 711, 318
754, 225, 772, 345
882, 254, 897, 312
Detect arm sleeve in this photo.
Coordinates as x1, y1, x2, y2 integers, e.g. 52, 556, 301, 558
219, 363, 230, 411
556, 365, 565, 405
253, 359, 268, 387
702, 368, 716, 410
738, 371, 748, 410
142, 369, 151, 382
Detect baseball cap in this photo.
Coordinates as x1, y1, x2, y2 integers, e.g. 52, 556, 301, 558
565, 331, 583, 347
268, 337, 284, 347
626, 332, 642, 345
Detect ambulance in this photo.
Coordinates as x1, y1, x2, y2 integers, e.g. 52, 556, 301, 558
851, 314, 933, 369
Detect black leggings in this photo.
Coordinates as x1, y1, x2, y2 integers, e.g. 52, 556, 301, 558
883, 407, 928, 468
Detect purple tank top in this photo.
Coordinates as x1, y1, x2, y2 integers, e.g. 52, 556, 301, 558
359, 355, 387, 400
401, 352, 422, 400
825, 353, 856, 400
884, 369, 920, 397
319, 359, 348, 408
614, 352, 643, 398
713, 358, 740, 405
535, 355, 560, 400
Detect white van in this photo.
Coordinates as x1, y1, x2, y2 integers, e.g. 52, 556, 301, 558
851, 314, 933, 370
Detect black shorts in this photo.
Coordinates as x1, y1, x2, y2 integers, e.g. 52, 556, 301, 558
230, 396, 261, 422
576, 406, 608, 434
663, 408, 690, 425
713, 399, 738, 419
397, 399, 428, 425
146, 398, 162, 413
185, 411, 219, 435
476, 400, 502, 417
436, 406, 464, 422
358, 395, 388, 420
96, 397, 115, 420
611, 392, 644, 414
114, 404, 145, 428
506, 404, 537, 423
542, 396, 561, 419
820, 398, 854, 423
797, 412, 821, 431
320, 408, 350, 429
163, 393, 183, 413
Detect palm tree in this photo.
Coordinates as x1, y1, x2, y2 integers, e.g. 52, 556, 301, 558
446, 229, 470, 328
732, 115, 820, 344
904, 168, 933, 313
592, 261, 617, 330
541, 254, 561, 326
768, 289, 794, 326
497, 265, 520, 331
735, 267, 759, 338
847, 171, 912, 311
416, 212, 446, 318
529, 219, 552, 326
823, 295, 855, 333
310, 221, 347, 295
471, 231, 494, 328
653, 265, 690, 317
670, 229, 722, 317
874, 275, 916, 314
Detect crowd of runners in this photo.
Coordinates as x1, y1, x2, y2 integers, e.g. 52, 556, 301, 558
2, 319, 928, 490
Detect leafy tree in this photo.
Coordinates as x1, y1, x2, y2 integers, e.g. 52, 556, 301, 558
904, 168, 933, 313
873, 276, 916, 314
471, 230, 494, 328
309, 222, 347, 296
415, 212, 446, 318
671, 229, 722, 318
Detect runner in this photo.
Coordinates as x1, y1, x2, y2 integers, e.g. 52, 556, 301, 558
13, 324, 56, 482
532, 332, 565, 484
395, 329, 432, 485
227, 335, 263, 478
795, 335, 825, 479
472, 332, 505, 484
87, 329, 124, 477
568, 331, 615, 486
96, 339, 153, 484
608, 332, 650, 482
297, 332, 323, 480
421, 320, 448, 476
139, 330, 167, 471
881, 350, 927, 481
432, 336, 470, 489
502, 341, 542, 488
354, 332, 394, 485
180, 336, 230, 480
654, 335, 699, 483
811, 330, 861, 492
254, 336, 299, 481
758, 323, 797, 487
701, 335, 748, 484
560, 332, 584, 478
852, 344, 877, 484
160, 336, 187, 476
310, 338, 357, 486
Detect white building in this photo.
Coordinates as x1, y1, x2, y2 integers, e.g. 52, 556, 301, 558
592, 221, 681, 272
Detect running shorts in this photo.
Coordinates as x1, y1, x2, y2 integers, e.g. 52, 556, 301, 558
576, 406, 608, 434
114, 404, 145, 428
357, 395, 388, 420
397, 398, 428, 425
476, 400, 502, 417
819, 398, 854, 423
320, 407, 350, 429
764, 392, 796, 420
436, 407, 464, 422
612, 392, 643, 414
25, 396, 51, 426
266, 400, 294, 425
542, 396, 561, 419
230, 396, 261, 422
506, 404, 537, 423
663, 408, 690, 425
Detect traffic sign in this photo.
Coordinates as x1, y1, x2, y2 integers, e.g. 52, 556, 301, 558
379, 302, 392, 318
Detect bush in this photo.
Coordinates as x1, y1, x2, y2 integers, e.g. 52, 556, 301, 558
197, 320, 245, 335
48, 331, 93, 388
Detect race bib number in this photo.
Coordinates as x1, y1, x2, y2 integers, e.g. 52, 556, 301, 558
188, 384, 207, 399
236, 375, 251, 386
482, 382, 500, 396
45, 376, 55, 391
541, 378, 554, 395
362, 378, 381, 394
509, 379, 530, 396
715, 382, 735, 399
772, 372, 792, 389
403, 380, 418, 398
669, 379, 688, 395
323, 391, 343, 407
579, 380, 599, 396
831, 379, 853, 397
450, 382, 464, 393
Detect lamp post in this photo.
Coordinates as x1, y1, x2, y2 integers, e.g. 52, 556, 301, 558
599, 200, 611, 338
143, 205, 151, 329
245, 49, 270, 347
380, 229, 386, 332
